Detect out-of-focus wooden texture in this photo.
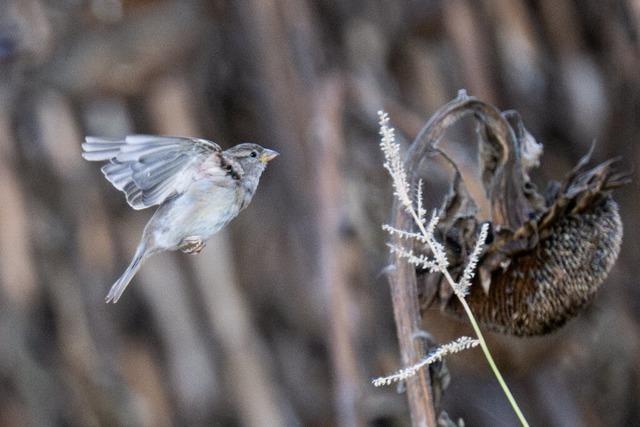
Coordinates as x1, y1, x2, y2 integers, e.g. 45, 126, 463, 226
0, 0, 638, 426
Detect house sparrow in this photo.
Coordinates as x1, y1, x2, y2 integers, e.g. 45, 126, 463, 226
82, 135, 278, 303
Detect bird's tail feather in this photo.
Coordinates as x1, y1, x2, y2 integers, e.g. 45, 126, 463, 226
106, 243, 148, 303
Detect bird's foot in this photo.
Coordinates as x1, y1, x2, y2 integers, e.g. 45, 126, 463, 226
179, 236, 206, 254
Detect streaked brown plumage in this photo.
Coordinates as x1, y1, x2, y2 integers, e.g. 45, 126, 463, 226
405, 93, 628, 336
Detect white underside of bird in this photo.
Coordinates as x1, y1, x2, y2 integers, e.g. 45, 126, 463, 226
148, 180, 241, 250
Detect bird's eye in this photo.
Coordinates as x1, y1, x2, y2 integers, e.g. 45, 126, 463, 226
250, 151, 257, 158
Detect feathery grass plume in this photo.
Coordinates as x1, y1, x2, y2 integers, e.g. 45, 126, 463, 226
381, 225, 428, 243
372, 337, 479, 387
378, 111, 412, 212
424, 212, 449, 271
376, 111, 529, 426
416, 179, 426, 222
386, 243, 438, 272
455, 222, 489, 298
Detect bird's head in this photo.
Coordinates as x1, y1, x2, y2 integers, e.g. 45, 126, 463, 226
224, 143, 279, 174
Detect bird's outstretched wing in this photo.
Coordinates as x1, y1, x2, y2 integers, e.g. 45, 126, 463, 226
82, 135, 222, 210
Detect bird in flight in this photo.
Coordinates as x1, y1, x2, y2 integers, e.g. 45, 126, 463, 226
82, 135, 278, 303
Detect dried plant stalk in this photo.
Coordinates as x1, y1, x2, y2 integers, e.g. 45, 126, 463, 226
379, 93, 532, 426
380, 88, 627, 425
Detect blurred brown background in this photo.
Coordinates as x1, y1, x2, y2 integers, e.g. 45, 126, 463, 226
0, 0, 638, 426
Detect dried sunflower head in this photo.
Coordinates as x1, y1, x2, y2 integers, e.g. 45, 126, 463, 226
410, 93, 629, 336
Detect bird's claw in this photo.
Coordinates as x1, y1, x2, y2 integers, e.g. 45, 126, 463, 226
179, 237, 206, 254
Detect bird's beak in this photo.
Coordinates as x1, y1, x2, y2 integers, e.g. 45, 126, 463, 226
260, 149, 279, 164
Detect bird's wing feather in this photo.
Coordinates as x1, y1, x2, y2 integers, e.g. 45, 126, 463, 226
82, 135, 221, 210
